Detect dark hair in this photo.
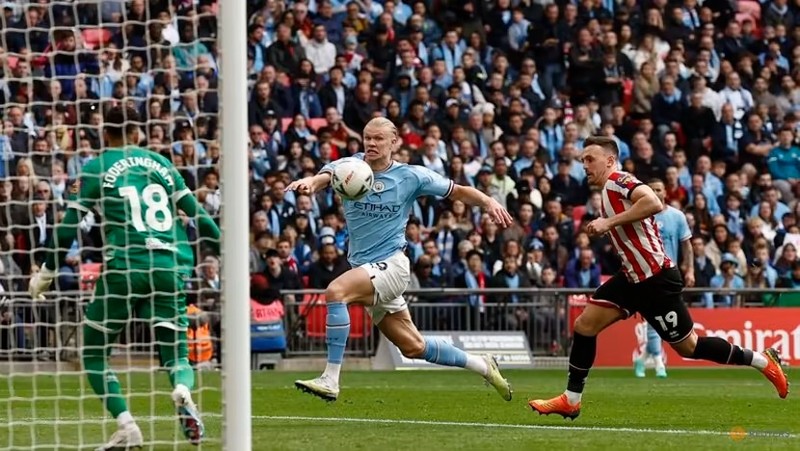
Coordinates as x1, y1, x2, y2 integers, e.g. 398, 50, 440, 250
583, 135, 620, 157
104, 105, 141, 139
647, 178, 665, 185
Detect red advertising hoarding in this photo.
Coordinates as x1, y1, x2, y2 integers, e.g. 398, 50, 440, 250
568, 297, 800, 367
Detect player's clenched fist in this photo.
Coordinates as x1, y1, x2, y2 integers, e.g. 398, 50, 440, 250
586, 217, 611, 236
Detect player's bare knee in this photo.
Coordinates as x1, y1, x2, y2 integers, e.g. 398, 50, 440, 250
573, 315, 600, 337
325, 280, 350, 303
398, 337, 426, 359
671, 333, 697, 358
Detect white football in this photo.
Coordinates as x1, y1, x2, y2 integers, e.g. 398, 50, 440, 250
331, 158, 374, 200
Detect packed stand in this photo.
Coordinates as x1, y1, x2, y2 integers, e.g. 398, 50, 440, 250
240, 0, 800, 311
2, 0, 800, 357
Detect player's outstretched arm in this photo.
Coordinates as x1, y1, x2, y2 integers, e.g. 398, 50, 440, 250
177, 194, 221, 255
450, 184, 514, 228
30, 208, 82, 300
588, 184, 661, 236
285, 172, 332, 195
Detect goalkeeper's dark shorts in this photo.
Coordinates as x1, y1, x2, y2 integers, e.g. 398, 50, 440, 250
84, 269, 190, 335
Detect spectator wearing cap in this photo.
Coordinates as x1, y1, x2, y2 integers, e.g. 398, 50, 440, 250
710, 252, 745, 307
319, 222, 344, 251
522, 239, 545, 285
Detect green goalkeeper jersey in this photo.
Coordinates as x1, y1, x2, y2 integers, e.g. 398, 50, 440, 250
71, 146, 196, 272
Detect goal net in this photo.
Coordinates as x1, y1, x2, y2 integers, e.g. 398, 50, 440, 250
0, 1, 228, 449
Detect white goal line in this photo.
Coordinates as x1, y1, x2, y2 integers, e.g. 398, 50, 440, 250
1, 415, 796, 439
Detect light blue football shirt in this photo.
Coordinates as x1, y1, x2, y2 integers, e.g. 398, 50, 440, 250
321, 154, 454, 267
653, 205, 692, 262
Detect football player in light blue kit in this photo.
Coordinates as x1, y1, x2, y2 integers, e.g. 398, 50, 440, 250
632, 178, 696, 378
287, 118, 514, 401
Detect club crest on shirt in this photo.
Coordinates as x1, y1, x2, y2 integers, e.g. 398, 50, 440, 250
373, 181, 385, 192
615, 173, 634, 188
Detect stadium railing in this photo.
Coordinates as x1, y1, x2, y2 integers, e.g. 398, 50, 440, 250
0, 287, 796, 365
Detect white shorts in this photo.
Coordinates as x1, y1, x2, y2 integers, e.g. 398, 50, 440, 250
359, 251, 411, 324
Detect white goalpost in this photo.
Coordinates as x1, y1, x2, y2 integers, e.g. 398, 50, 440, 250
219, 0, 253, 449
0, 0, 251, 449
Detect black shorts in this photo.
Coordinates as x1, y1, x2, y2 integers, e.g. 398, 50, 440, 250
592, 267, 694, 343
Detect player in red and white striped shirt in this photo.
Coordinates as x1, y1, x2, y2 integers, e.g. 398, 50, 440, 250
598, 171, 672, 283
529, 136, 789, 420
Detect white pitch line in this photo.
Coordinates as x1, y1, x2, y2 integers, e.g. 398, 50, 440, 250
1, 415, 796, 440
256, 415, 799, 439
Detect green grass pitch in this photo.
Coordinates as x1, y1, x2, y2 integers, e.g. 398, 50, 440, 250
0, 368, 797, 450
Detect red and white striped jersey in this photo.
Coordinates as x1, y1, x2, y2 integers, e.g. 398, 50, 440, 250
601, 171, 673, 283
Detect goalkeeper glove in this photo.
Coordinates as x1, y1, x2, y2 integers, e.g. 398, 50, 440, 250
29, 265, 56, 301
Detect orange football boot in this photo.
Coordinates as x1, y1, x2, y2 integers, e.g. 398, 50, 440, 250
761, 348, 789, 399
528, 393, 581, 420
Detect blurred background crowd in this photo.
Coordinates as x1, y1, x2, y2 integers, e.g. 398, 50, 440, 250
2, 0, 800, 357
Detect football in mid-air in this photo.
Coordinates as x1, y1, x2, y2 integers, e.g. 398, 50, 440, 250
332, 158, 374, 200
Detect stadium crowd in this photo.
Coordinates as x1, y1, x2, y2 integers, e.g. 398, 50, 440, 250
2, 0, 800, 357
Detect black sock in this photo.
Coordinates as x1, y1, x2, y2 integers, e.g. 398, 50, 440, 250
567, 332, 597, 393
691, 337, 754, 365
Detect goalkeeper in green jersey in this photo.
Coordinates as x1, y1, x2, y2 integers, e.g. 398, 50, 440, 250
29, 106, 221, 450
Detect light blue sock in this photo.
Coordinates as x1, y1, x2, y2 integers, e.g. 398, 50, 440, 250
325, 302, 350, 365
423, 337, 468, 368
646, 324, 662, 356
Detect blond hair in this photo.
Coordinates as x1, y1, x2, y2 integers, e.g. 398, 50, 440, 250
365, 117, 398, 137
364, 117, 400, 152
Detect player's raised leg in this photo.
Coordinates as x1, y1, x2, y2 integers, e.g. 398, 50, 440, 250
294, 266, 374, 401
529, 302, 626, 419
669, 327, 789, 398
378, 309, 512, 401
82, 275, 143, 451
